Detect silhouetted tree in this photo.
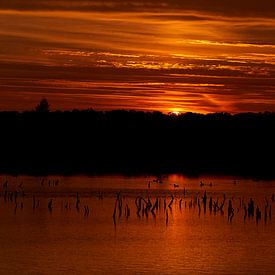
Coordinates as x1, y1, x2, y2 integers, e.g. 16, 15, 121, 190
35, 98, 50, 112
0, 108, 274, 177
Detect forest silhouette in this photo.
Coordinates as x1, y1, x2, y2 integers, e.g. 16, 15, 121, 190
0, 99, 275, 178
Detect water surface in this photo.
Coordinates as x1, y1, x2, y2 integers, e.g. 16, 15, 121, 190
0, 174, 274, 274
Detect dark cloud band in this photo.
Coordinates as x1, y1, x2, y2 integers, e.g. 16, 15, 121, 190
0, 0, 274, 17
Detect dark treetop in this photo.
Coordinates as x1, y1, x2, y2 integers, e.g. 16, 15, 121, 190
0, 108, 275, 178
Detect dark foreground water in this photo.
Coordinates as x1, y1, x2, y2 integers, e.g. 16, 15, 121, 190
0, 174, 274, 274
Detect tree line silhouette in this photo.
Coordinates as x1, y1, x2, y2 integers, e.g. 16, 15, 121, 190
0, 99, 275, 178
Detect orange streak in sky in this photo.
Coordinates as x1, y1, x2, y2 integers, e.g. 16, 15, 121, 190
0, 10, 275, 113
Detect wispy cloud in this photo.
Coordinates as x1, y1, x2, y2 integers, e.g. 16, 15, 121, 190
0, 5, 275, 113
1, 1, 275, 17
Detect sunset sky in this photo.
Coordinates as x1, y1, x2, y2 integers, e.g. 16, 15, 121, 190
0, 0, 275, 113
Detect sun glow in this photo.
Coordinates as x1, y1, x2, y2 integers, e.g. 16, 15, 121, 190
169, 108, 182, 115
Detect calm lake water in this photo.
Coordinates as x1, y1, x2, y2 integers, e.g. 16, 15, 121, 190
0, 174, 274, 274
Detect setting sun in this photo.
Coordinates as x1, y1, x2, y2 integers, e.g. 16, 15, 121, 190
169, 108, 182, 115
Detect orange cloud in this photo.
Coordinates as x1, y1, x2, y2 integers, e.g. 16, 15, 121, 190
0, 8, 275, 113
